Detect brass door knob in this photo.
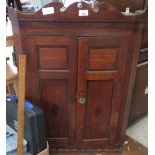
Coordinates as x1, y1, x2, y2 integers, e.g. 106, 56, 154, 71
79, 98, 86, 104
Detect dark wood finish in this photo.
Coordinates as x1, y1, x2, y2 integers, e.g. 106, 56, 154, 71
14, 0, 22, 11
139, 48, 148, 63
76, 37, 130, 148
97, 0, 146, 12
8, 2, 147, 151
51, 136, 148, 155
88, 48, 118, 70
97, 0, 148, 49
39, 47, 67, 69
128, 61, 148, 125
26, 36, 77, 147
141, 21, 148, 48
127, 0, 148, 125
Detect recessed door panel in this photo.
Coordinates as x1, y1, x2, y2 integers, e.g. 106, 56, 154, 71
40, 79, 69, 138
39, 47, 68, 69
88, 48, 118, 71
84, 80, 113, 139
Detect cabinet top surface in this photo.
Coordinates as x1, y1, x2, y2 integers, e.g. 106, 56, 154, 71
8, 2, 147, 23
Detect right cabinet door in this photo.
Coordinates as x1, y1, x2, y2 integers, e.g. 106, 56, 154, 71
76, 37, 130, 148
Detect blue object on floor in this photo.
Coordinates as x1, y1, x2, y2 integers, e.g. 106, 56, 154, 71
25, 101, 33, 109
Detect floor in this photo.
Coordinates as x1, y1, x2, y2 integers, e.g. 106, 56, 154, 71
126, 116, 148, 147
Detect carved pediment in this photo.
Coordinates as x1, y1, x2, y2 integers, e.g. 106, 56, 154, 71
8, 2, 147, 22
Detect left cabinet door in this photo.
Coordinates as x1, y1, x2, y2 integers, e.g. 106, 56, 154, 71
26, 36, 77, 148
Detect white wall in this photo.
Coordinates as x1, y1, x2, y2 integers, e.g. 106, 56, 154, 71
28, 0, 84, 11
63, 0, 79, 7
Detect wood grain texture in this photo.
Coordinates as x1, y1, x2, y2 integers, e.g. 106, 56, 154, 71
39, 47, 67, 69
84, 80, 113, 139
51, 136, 147, 155
8, 1, 147, 151
17, 55, 26, 155
76, 36, 130, 148
88, 48, 118, 70
40, 80, 69, 138
128, 62, 148, 124
26, 35, 77, 147
97, 0, 146, 12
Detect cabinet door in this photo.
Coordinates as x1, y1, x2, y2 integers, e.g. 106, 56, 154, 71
77, 37, 130, 148
26, 36, 77, 148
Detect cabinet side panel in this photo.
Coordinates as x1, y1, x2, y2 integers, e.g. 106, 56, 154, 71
128, 62, 148, 124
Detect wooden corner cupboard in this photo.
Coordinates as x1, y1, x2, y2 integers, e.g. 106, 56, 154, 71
8, 2, 147, 151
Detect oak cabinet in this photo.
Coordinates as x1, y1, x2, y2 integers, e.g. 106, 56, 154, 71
8, 2, 146, 150
27, 35, 130, 148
